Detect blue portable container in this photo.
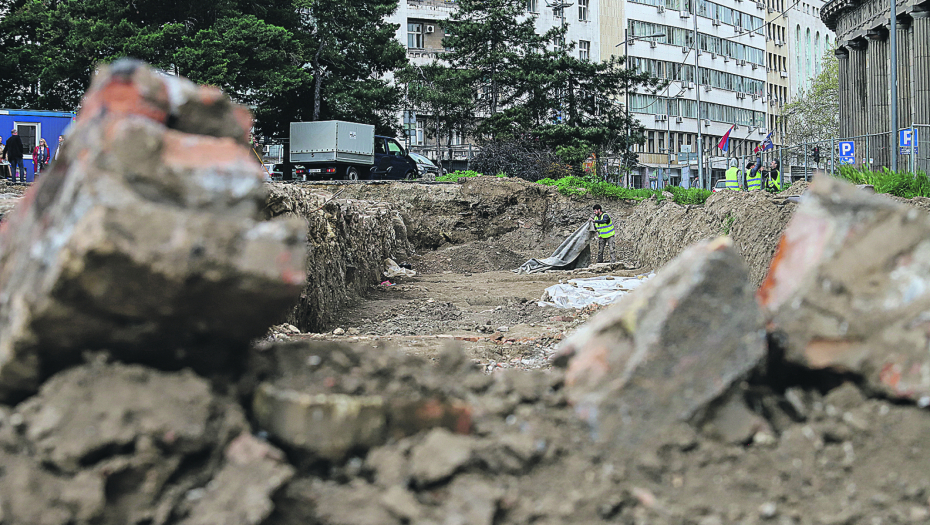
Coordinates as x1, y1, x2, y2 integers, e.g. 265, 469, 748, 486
0, 109, 76, 182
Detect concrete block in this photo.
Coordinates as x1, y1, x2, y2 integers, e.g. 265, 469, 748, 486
560, 237, 766, 448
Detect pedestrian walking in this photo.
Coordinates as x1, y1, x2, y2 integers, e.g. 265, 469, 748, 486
32, 138, 51, 178
2, 129, 27, 184
54, 135, 64, 161
589, 204, 616, 264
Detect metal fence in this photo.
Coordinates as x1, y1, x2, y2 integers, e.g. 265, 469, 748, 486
682, 126, 930, 191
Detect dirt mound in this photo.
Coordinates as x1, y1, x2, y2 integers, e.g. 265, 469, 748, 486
244, 338, 930, 525
616, 191, 797, 286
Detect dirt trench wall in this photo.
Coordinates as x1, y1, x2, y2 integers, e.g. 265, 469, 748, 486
264, 184, 412, 332
616, 191, 798, 286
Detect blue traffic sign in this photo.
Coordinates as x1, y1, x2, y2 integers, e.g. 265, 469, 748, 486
839, 141, 855, 164
899, 129, 918, 154
839, 141, 855, 157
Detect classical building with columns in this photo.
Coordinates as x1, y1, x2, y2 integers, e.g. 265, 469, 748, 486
822, 0, 929, 168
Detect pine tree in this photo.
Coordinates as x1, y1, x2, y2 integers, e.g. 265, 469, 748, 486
443, 0, 556, 137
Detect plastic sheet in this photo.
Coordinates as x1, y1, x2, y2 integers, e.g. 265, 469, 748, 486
539, 274, 654, 309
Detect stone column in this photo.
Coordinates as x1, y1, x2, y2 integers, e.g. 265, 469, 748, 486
913, 9, 930, 126
849, 40, 868, 142
896, 19, 912, 169
867, 29, 890, 166
836, 47, 850, 138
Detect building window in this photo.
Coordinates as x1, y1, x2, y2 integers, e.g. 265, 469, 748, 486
579, 40, 590, 60
407, 23, 423, 49
13, 123, 38, 154
578, 0, 589, 21
648, 131, 655, 153
528, 0, 539, 12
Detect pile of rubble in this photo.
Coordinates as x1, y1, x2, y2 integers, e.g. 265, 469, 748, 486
1, 61, 930, 525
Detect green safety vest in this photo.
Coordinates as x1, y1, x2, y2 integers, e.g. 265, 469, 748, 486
746, 168, 762, 190
725, 167, 740, 190
594, 213, 615, 239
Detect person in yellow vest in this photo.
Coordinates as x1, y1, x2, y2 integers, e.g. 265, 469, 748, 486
724, 160, 740, 191
589, 204, 615, 264
765, 159, 783, 192
745, 160, 762, 190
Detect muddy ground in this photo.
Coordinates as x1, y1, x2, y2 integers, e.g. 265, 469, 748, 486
259, 178, 930, 525
4, 174, 930, 525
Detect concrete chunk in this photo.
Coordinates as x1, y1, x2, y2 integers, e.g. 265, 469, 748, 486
759, 175, 930, 400
560, 237, 766, 447
0, 60, 307, 402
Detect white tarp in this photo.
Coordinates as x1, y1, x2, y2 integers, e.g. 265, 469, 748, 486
540, 274, 654, 309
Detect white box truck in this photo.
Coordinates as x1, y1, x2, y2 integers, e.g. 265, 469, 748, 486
289, 121, 419, 181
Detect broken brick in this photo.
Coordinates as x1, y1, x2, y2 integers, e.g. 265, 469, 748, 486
760, 175, 930, 400
0, 60, 307, 402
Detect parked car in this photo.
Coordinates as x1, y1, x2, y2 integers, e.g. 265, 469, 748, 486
712, 179, 727, 193
408, 152, 442, 178
262, 163, 284, 181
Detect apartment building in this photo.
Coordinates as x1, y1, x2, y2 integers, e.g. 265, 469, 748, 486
602, 0, 769, 187
387, 0, 600, 148
383, 0, 830, 185
765, 0, 789, 144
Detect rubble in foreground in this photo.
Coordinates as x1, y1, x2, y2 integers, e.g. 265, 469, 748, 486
1, 61, 930, 524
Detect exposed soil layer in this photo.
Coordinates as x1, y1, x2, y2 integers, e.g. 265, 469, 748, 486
5, 177, 930, 525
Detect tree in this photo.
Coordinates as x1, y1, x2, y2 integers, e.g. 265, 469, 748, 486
443, 0, 558, 137
257, 0, 408, 140
397, 62, 475, 161
780, 45, 838, 149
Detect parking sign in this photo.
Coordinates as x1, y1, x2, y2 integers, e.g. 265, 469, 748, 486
899, 129, 917, 154
839, 141, 855, 164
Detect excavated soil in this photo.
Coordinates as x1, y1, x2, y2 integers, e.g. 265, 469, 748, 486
6, 177, 930, 524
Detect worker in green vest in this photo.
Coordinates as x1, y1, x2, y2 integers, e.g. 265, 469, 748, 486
765, 159, 783, 192
745, 160, 762, 190
589, 204, 615, 264
724, 160, 740, 191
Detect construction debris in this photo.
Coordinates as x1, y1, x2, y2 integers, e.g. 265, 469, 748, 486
557, 237, 766, 447
0, 59, 307, 402
760, 175, 930, 401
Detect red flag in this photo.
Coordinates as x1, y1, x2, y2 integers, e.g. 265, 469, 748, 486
717, 125, 735, 152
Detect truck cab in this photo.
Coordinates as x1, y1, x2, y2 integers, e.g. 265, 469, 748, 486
372, 136, 417, 180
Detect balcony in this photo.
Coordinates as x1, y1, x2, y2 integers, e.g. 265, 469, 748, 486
407, 47, 451, 60
407, 0, 458, 11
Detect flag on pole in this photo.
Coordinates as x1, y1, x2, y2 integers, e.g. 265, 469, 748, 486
753, 131, 775, 153
717, 125, 735, 152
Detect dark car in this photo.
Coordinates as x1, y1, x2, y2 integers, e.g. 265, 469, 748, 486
408, 152, 442, 179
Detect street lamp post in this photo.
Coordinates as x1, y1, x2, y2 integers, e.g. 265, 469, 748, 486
616, 31, 664, 188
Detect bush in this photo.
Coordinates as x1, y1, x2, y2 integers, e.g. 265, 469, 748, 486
536, 176, 711, 205
835, 167, 930, 198
435, 170, 484, 182
469, 138, 565, 182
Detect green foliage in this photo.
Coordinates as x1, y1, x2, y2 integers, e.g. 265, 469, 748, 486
536, 176, 711, 205
436, 170, 485, 182
835, 167, 930, 198
0, 0, 407, 139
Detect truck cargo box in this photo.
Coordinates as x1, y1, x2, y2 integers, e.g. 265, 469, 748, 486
290, 121, 375, 164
